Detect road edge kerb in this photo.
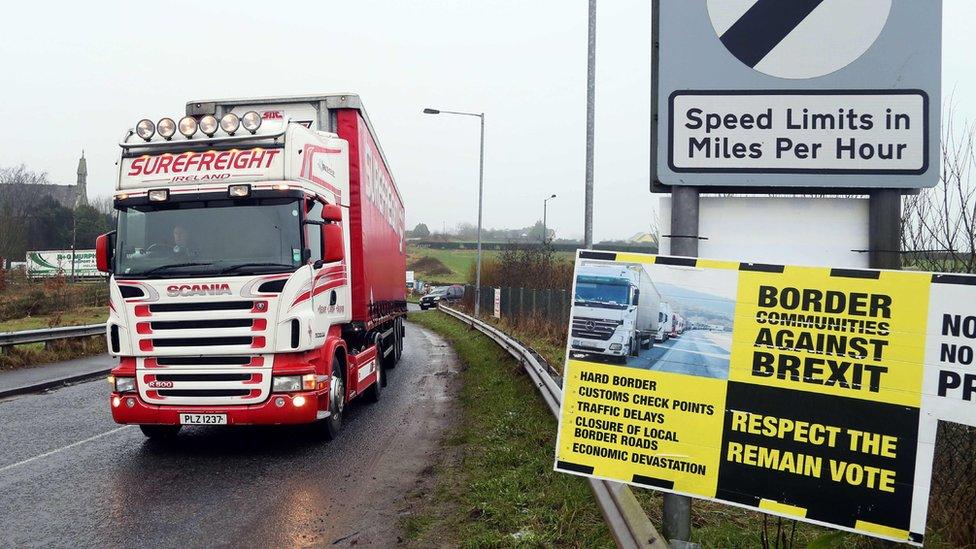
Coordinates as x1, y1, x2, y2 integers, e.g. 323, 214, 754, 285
0, 367, 112, 399
437, 304, 668, 549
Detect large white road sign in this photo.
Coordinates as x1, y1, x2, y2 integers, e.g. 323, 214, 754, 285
652, 0, 941, 190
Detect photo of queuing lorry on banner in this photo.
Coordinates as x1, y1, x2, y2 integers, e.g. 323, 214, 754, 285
554, 250, 976, 546
98, 94, 407, 441
570, 262, 661, 363
570, 257, 734, 379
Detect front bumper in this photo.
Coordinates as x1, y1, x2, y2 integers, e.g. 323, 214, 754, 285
571, 337, 626, 357
110, 391, 323, 425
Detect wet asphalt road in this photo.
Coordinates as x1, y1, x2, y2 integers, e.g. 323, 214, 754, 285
572, 330, 733, 379
0, 320, 459, 548
640, 330, 732, 378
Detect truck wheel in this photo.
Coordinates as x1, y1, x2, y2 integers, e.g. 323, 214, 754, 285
317, 354, 345, 440
393, 318, 403, 364
140, 425, 181, 439
629, 338, 639, 357
381, 324, 397, 371
367, 334, 385, 402
641, 337, 651, 350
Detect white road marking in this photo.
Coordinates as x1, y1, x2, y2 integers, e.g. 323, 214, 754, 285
0, 426, 131, 474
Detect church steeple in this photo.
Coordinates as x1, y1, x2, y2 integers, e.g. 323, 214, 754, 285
75, 150, 88, 207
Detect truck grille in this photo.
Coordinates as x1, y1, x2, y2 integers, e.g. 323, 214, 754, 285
149, 301, 254, 313
138, 355, 271, 406
571, 316, 622, 341
131, 294, 275, 405
135, 299, 270, 354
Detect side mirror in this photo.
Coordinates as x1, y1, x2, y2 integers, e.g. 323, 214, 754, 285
323, 224, 344, 263
96, 231, 115, 273
633, 289, 640, 306
323, 204, 342, 223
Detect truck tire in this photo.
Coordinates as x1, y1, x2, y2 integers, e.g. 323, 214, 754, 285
381, 323, 397, 370
629, 337, 639, 357
393, 318, 403, 364
367, 334, 385, 402
140, 425, 181, 439
641, 336, 651, 350
316, 354, 345, 440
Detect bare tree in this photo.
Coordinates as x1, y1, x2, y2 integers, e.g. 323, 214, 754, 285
0, 164, 52, 218
902, 105, 976, 273
0, 164, 51, 186
89, 195, 116, 217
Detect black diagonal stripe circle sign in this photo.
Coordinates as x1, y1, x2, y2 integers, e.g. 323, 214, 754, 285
721, 0, 825, 68
707, 0, 893, 80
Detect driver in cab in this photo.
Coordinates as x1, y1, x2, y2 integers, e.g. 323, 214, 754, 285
170, 224, 197, 257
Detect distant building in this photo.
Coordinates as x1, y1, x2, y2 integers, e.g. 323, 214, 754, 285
75, 151, 88, 207
0, 151, 88, 209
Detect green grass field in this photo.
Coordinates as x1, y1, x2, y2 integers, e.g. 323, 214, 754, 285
407, 245, 574, 285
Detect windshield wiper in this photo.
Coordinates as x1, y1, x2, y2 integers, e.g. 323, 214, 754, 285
219, 262, 296, 275
138, 262, 214, 276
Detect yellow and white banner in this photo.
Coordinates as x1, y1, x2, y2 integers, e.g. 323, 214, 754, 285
554, 251, 976, 546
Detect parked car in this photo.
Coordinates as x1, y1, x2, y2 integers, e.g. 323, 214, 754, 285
419, 285, 464, 310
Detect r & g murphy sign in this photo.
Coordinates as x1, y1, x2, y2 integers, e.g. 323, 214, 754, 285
651, 0, 942, 190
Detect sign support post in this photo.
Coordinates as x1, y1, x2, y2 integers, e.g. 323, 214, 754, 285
869, 190, 903, 270
663, 186, 699, 542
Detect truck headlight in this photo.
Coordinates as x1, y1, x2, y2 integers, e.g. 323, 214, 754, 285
273, 376, 301, 392
609, 343, 622, 351
273, 374, 316, 392
115, 376, 136, 393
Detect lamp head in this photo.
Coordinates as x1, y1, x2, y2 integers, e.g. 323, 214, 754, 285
423, 108, 440, 114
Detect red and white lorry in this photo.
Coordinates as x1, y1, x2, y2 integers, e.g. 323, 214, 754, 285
98, 94, 406, 439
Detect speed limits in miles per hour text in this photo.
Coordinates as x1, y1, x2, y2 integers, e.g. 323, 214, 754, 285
668, 91, 928, 175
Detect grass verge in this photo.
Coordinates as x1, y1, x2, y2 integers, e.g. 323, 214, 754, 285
405, 310, 614, 548
0, 306, 107, 332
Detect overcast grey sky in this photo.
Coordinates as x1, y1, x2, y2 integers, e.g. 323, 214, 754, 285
1, 1, 973, 241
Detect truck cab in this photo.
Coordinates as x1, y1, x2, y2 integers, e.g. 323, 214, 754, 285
570, 263, 660, 363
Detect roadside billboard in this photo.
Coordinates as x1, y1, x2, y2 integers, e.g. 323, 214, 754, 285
554, 250, 976, 545
26, 250, 101, 278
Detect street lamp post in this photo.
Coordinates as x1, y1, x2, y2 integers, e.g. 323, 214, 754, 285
543, 194, 557, 244
423, 107, 486, 316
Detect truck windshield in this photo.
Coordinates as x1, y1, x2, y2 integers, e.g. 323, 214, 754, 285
575, 281, 630, 308
115, 197, 303, 278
